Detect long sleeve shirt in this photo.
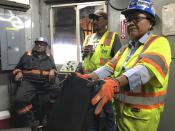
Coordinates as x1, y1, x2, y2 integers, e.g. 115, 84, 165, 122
16, 51, 56, 70
94, 32, 154, 91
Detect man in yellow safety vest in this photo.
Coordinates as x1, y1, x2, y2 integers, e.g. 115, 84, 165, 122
81, 10, 121, 131
82, 10, 121, 74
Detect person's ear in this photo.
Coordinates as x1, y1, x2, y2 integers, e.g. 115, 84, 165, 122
148, 22, 153, 30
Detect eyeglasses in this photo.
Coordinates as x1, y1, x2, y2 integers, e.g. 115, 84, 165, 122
124, 16, 148, 24
92, 16, 104, 21
35, 42, 47, 47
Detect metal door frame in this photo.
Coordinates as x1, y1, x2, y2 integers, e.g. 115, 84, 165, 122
49, 1, 106, 63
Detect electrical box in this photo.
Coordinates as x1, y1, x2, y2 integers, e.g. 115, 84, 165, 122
0, 14, 26, 70
0, 0, 30, 11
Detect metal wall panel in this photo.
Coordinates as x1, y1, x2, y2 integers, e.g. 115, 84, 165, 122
0, 73, 9, 111
158, 60, 175, 131
6, 30, 24, 65
0, 14, 25, 70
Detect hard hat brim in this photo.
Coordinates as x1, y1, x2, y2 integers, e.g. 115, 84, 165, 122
89, 11, 107, 19
35, 41, 48, 46
121, 8, 156, 26
121, 8, 141, 16
89, 14, 99, 19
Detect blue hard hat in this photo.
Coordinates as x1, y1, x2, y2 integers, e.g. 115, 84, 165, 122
121, 0, 156, 18
35, 37, 48, 45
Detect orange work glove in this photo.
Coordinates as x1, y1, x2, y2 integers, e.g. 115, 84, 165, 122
75, 72, 89, 80
91, 78, 120, 115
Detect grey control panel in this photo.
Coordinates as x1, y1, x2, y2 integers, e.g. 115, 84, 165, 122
59, 61, 79, 73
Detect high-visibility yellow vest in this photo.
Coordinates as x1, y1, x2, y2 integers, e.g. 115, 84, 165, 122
106, 35, 172, 131
82, 31, 117, 73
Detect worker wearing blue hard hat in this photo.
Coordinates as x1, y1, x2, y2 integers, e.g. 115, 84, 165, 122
122, 0, 156, 27
77, 0, 172, 130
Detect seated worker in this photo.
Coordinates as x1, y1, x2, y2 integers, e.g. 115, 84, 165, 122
12, 37, 57, 128
81, 10, 121, 131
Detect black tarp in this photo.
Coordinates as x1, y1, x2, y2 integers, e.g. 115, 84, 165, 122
45, 74, 96, 131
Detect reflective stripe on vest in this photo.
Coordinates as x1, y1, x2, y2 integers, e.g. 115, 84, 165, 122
27, 51, 51, 57
103, 32, 115, 46
100, 58, 108, 65
22, 70, 50, 76
118, 91, 166, 109
107, 44, 128, 70
132, 36, 159, 67
140, 53, 168, 78
99, 32, 116, 65
123, 101, 165, 109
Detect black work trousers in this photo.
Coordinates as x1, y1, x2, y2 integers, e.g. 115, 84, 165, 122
13, 79, 58, 127
15, 80, 54, 108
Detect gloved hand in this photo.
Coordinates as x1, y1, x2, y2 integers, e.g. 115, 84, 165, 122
15, 72, 23, 81
75, 72, 89, 80
49, 69, 57, 82
91, 78, 120, 115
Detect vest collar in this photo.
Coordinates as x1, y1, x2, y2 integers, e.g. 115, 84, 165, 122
95, 30, 108, 38
128, 32, 152, 48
